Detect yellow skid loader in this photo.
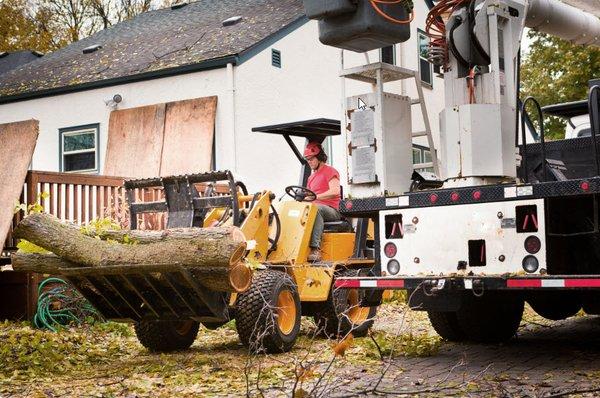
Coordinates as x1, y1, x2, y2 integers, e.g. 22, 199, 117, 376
62, 120, 378, 353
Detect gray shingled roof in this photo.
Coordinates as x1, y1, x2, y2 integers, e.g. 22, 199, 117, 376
0, 51, 43, 76
0, 0, 305, 100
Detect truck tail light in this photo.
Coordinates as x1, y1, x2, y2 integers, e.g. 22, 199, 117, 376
387, 259, 400, 275
524, 236, 541, 254
522, 255, 539, 273
384, 242, 397, 258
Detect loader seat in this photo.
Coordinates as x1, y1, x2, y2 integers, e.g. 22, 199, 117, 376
323, 219, 353, 232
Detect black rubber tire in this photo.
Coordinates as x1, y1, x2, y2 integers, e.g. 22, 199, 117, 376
235, 269, 301, 353
455, 293, 524, 343
427, 311, 467, 342
134, 320, 200, 352
528, 292, 581, 320
314, 268, 377, 338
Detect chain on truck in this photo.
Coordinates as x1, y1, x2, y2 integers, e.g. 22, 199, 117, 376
304, 0, 600, 343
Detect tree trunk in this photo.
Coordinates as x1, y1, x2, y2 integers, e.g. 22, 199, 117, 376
13, 213, 251, 292
88, 227, 246, 245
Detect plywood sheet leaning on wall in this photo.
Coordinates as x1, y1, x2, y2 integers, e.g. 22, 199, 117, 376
104, 104, 166, 178
0, 120, 39, 249
160, 96, 217, 176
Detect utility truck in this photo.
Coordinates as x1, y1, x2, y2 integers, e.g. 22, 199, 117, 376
303, 0, 600, 342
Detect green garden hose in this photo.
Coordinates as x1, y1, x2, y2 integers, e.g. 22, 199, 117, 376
34, 277, 102, 331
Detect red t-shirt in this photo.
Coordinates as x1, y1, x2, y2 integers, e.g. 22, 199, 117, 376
307, 164, 341, 209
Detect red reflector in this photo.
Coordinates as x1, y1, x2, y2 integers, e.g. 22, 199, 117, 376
472, 190, 482, 200
507, 279, 541, 288
334, 279, 360, 288
377, 279, 405, 288
384, 242, 397, 258
451, 192, 460, 202
430, 194, 438, 203
581, 181, 590, 192
565, 279, 600, 287
524, 235, 541, 254
345, 201, 353, 209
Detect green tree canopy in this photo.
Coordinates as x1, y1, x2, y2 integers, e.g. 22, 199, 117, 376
0, 0, 166, 55
521, 30, 600, 139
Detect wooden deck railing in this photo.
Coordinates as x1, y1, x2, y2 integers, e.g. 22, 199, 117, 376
2, 170, 230, 256
3, 171, 126, 256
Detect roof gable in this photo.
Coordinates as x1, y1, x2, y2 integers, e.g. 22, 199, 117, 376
0, 0, 305, 102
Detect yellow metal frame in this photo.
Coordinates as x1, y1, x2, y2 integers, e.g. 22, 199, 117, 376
205, 195, 374, 303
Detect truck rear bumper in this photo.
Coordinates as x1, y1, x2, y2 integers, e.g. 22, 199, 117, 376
335, 275, 600, 291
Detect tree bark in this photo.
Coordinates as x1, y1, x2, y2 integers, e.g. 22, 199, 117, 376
88, 227, 246, 245
13, 213, 251, 292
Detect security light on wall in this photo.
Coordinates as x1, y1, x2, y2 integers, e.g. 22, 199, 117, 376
104, 94, 122, 108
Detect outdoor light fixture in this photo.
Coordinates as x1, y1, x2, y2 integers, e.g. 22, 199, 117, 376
104, 94, 123, 108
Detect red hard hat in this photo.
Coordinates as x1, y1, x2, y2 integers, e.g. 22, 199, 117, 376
303, 142, 321, 158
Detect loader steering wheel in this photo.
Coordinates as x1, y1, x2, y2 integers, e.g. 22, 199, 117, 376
285, 186, 317, 202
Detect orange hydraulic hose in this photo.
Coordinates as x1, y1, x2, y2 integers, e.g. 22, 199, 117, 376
369, 0, 415, 24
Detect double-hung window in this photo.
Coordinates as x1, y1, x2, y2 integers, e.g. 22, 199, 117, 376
417, 29, 433, 88
60, 124, 99, 173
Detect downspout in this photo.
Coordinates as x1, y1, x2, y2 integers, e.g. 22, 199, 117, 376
226, 62, 238, 171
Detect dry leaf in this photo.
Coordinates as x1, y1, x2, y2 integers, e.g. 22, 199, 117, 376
332, 333, 354, 357
297, 364, 315, 381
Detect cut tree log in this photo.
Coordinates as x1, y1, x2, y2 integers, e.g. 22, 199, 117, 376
87, 227, 246, 245
13, 213, 251, 292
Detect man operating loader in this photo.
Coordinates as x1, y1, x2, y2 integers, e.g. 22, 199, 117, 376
303, 141, 342, 262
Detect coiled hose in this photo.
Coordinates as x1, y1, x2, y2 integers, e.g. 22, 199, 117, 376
34, 277, 102, 331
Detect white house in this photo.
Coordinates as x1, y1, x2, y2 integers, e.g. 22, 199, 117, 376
0, 0, 444, 196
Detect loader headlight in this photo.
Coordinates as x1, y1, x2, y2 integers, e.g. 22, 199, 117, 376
387, 260, 400, 275
522, 255, 539, 273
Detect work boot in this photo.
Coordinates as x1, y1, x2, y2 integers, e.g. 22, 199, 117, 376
308, 248, 322, 262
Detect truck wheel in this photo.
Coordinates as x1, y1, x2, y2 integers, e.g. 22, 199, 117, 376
456, 293, 524, 343
235, 269, 301, 353
134, 320, 200, 352
528, 292, 581, 320
427, 311, 467, 342
314, 269, 377, 338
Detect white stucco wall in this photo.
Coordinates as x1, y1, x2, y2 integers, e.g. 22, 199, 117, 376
0, 67, 232, 174
0, 15, 446, 198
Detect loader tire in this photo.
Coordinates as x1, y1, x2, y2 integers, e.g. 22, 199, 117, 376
134, 320, 199, 352
427, 311, 467, 342
314, 268, 377, 338
456, 293, 524, 343
235, 269, 301, 353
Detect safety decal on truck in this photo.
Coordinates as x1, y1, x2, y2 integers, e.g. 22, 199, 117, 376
335, 278, 405, 288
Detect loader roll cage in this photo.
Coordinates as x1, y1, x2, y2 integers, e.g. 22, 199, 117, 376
252, 119, 373, 260
251, 118, 340, 187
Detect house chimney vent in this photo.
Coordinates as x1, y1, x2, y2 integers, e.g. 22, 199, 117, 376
171, 1, 189, 10
82, 44, 102, 54
222, 16, 243, 26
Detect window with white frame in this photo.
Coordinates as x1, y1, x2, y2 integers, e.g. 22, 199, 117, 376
322, 136, 334, 165
417, 29, 433, 87
60, 124, 99, 173
380, 45, 396, 65
413, 145, 434, 172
